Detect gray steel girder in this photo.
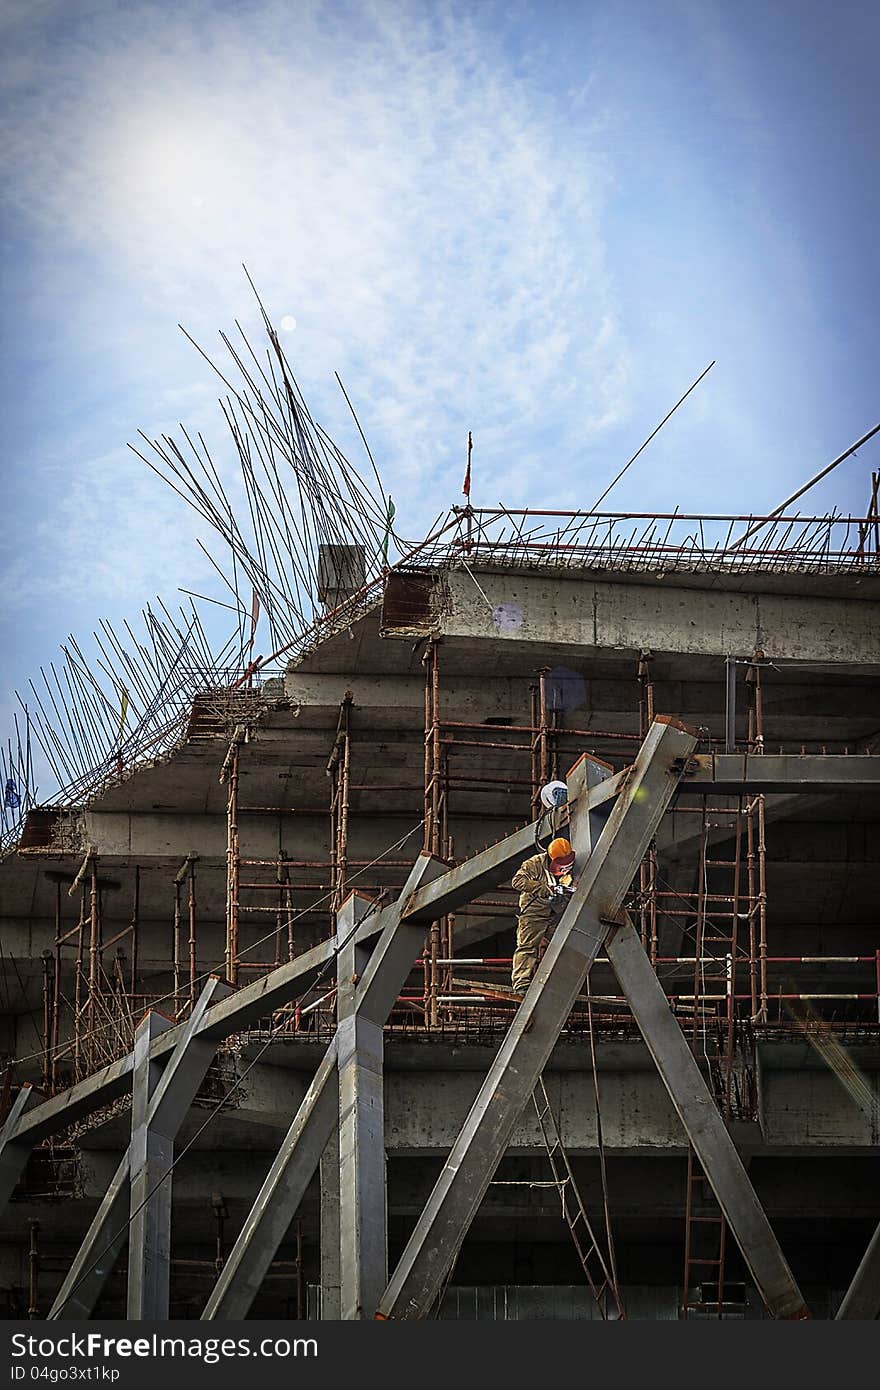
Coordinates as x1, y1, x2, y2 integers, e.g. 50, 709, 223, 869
202, 855, 446, 1320
678, 753, 880, 795
836, 1219, 880, 1320
6, 778, 619, 1153
338, 897, 387, 1320
49, 978, 229, 1319
604, 915, 809, 1320
376, 717, 697, 1319
0, 1085, 41, 1214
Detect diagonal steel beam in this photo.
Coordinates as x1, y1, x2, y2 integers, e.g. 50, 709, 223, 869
202, 854, 446, 1320
604, 914, 809, 1320
397, 768, 626, 928
836, 1219, 880, 1319
202, 1037, 339, 1320
6, 755, 874, 1154
49, 977, 230, 1320
49, 1158, 131, 1319
377, 717, 697, 1319
5, 780, 616, 1153
0, 1085, 42, 1214
7, 945, 336, 1150
356, 856, 471, 1026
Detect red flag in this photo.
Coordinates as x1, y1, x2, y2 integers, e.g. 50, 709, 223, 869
462, 431, 472, 498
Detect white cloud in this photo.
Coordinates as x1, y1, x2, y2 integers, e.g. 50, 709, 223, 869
1, 0, 628, 549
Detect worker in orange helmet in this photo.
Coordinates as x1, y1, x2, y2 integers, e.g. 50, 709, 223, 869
510, 837, 576, 993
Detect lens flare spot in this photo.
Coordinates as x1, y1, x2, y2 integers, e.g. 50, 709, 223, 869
493, 602, 522, 633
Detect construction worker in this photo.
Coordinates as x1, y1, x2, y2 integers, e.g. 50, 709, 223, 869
510, 837, 576, 993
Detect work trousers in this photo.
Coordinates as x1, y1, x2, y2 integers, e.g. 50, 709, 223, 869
511, 909, 554, 991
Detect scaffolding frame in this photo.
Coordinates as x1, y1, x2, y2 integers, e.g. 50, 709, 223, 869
32, 643, 880, 1098
2, 733, 879, 1319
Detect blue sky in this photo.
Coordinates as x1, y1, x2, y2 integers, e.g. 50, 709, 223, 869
1, 0, 879, 790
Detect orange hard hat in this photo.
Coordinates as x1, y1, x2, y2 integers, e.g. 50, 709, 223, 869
547, 838, 575, 875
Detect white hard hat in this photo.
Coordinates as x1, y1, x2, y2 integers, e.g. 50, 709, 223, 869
540, 780, 569, 809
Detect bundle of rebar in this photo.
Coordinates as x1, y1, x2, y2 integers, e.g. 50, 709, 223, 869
3, 287, 877, 843
130, 278, 405, 658
3, 290, 405, 831
9, 600, 243, 831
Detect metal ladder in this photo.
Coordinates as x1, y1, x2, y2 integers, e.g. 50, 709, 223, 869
532, 1076, 624, 1319
683, 1147, 730, 1318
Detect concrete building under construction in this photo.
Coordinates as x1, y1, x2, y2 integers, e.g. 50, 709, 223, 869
1, 325, 878, 1321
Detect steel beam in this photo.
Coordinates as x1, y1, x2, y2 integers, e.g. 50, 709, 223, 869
355, 856, 456, 1026
377, 718, 697, 1319
126, 1012, 172, 1319
50, 1156, 132, 1320
127, 979, 231, 1319
194, 940, 335, 1038
203, 854, 445, 1320
678, 754, 880, 795
319, 1129, 341, 1319
50, 978, 230, 1320
836, 1219, 880, 1319
338, 1014, 385, 1318
4, 775, 619, 1153
50, 1015, 171, 1321
397, 769, 624, 928
9, 1059, 136, 1150
604, 914, 809, 1320
0, 1085, 41, 1214
7, 947, 335, 1150
202, 1036, 339, 1319
337, 895, 385, 1320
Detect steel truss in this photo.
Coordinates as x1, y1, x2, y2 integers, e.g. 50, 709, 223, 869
2, 727, 878, 1320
